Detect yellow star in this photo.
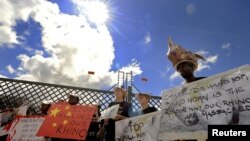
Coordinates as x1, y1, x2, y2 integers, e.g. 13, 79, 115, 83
63, 120, 68, 125
52, 122, 57, 127
66, 112, 72, 117
65, 105, 70, 110
50, 108, 60, 117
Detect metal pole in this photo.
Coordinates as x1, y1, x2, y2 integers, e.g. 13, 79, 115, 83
127, 86, 132, 103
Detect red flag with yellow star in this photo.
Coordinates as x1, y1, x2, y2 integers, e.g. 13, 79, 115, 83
36, 103, 96, 140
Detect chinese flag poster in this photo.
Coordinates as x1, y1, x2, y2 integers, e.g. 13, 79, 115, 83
37, 103, 96, 140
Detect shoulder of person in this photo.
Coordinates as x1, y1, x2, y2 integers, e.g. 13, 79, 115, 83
150, 106, 158, 111
108, 101, 117, 107
195, 76, 207, 81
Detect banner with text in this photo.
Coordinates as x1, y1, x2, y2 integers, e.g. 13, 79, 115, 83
116, 111, 161, 141
37, 104, 96, 140
0, 110, 15, 136
7, 116, 45, 141
159, 65, 250, 140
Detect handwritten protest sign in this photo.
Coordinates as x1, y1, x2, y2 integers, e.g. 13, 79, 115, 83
0, 110, 15, 126
98, 104, 119, 121
0, 110, 15, 136
159, 65, 250, 140
116, 111, 161, 141
37, 104, 96, 140
7, 116, 44, 141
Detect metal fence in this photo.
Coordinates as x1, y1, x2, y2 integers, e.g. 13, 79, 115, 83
0, 78, 161, 115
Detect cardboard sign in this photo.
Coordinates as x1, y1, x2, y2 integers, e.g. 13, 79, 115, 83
7, 116, 45, 141
160, 65, 250, 140
37, 104, 96, 140
98, 104, 119, 121
116, 111, 161, 141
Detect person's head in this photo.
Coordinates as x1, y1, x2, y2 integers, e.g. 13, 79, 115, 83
57, 99, 65, 103
41, 100, 53, 115
176, 61, 195, 79
91, 103, 101, 121
167, 37, 205, 76
113, 87, 126, 100
136, 93, 151, 106
68, 93, 79, 105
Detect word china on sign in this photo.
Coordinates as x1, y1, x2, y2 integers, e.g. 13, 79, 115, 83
159, 65, 250, 141
116, 111, 161, 141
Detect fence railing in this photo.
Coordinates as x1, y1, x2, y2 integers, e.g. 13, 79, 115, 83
0, 78, 161, 115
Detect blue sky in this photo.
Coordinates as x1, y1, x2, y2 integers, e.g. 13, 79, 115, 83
0, 0, 249, 96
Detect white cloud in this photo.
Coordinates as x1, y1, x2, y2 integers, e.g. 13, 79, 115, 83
170, 71, 180, 80
195, 50, 209, 56
119, 59, 142, 75
144, 32, 151, 44
0, 25, 18, 46
159, 66, 171, 78
197, 54, 218, 72
6, 65, 15, 74
186, 4, 196, 15
222, 43, 231, 49
206, 55, 218, 64
0, 0, 39, 46
0, 74, 7, 78
1, 0, 142, 89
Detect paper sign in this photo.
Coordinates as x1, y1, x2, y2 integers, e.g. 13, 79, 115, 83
116, 111, 161, 141
0, 110, 15, 136
98, 104, 119, 121
37, 104, 96, 140
159, 65, 250, 140
7, 116, 45, 141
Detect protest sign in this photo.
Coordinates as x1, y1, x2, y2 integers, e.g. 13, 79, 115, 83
0, 110, 15, 126
98, 104, 119, 121
116, 111, 161, 141
37, 104, 96, 140
0, 110, 15, 136
7, 116, 44, 141
0, 125, 10, 136
159, 65, 250, 140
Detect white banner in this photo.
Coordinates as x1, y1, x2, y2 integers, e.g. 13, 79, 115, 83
7, 116, 45, 141
98, 104, 119, 121
0, 110, 15, 136
116, 111, 161, 141
159, 65, 250, 140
